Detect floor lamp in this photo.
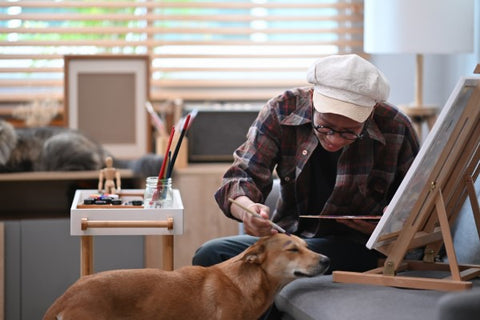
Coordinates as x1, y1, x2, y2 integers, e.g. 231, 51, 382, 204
364, 0, 474, 140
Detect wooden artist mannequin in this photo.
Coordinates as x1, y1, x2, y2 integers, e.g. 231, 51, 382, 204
98, 156, 121, 194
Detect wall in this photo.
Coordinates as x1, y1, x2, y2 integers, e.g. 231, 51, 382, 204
5, 219, 144, 320
369, 0, 480, 110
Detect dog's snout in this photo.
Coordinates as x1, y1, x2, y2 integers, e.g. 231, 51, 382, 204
319, 255, 330, 271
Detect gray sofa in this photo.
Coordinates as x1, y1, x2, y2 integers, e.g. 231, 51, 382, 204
264, 179, 480, 320
276, 274, 480, 320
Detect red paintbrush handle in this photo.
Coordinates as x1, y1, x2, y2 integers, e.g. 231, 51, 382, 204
157, 127, 175, 184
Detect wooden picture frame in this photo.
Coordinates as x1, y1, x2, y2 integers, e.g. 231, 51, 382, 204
333, 76, 480, 291
64, 55, 150, 159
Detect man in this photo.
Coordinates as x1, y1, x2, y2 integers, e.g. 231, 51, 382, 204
193, 54, 419, 274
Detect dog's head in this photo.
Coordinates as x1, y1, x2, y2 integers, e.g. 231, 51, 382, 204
241, 233, 330, 286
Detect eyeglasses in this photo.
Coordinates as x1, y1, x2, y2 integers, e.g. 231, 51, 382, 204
312, 124, 364, 141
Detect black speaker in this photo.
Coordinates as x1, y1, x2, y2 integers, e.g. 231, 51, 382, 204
187, 107, 260, 162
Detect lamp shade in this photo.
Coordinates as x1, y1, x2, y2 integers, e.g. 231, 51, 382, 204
364, 0, 474, 54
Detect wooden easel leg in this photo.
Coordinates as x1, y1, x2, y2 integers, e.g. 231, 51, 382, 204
80, 235, 93, 277
465, 176, 480, 241
435, 190, 461, 281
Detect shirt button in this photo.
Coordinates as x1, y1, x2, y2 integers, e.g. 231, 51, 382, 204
285, 177, 290, 182
302, 150, 308, 156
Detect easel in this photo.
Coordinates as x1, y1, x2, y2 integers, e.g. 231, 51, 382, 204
333, 73, 480, 291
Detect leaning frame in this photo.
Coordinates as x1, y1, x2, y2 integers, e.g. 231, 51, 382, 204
64, 55, 150, 159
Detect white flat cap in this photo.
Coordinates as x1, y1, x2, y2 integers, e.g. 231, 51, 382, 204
306, 54, 390, 123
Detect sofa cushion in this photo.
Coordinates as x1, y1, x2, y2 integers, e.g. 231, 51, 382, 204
437, 288, 480, 320
276, 274, 480, 320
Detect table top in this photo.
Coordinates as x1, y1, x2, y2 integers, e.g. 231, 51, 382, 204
70, 189, 184, 236
0, 169, 135, 181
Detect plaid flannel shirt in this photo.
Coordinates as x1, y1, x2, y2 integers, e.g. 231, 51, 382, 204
214, 87, 420, 237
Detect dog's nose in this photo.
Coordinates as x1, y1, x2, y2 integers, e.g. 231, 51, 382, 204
319, 256, 330, 271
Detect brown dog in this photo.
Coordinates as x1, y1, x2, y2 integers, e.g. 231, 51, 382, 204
43, 234, 329, 320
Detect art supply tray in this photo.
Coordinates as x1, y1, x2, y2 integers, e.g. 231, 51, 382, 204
70, 189, 184, 236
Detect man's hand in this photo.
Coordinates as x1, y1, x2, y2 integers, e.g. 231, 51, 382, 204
230, 196, 277, 237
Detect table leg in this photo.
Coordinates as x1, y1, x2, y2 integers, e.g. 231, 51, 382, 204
81, 235, 93, 276
0, 223, 4, 320
162, 235, 174, 271
145, 235, 174, 271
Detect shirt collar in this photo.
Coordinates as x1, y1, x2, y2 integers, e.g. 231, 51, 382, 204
280, 88, 314, 126
364, 117, 386, 145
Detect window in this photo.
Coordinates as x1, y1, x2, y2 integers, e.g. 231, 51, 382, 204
0, 0, 364, 122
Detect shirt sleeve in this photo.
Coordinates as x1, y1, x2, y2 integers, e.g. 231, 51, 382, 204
214, 99, 282, 220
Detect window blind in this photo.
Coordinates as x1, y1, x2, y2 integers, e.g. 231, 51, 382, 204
0, 0, 364, 109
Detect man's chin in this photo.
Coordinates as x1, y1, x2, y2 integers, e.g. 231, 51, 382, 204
320, 141, 343, 152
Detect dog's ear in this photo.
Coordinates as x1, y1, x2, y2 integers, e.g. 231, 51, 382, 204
242, 241, 266, 265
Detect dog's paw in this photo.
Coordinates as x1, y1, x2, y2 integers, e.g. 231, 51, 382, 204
0, 120, 17, 165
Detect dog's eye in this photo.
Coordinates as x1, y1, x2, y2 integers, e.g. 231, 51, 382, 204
288, 247, 299, 252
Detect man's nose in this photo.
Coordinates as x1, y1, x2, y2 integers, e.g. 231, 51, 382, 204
326, 133, 347, 144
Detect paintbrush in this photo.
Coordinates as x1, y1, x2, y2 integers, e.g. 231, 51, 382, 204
157, 126, 175, 181
152, 127, 175, 202
228, 198, 289, 235
145, 101, 167, 136
166, 113, 191, 179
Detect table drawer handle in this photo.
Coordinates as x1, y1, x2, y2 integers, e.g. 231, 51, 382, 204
80, 217, 173, 230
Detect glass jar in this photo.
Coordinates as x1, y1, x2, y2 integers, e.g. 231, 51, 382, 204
143, 177, 173, 208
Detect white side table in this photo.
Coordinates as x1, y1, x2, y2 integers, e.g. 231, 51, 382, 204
70, 189, 183, 276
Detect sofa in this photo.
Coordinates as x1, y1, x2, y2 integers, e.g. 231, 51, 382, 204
275, 274, 480, 320
264, 179, 480, 320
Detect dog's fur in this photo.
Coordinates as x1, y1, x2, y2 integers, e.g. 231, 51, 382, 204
0, 119, 162, 176
43, 234, 329, 320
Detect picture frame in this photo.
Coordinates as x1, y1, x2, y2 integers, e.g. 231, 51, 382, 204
64, 55, 150, 159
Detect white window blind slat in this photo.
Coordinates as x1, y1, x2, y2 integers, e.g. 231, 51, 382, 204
0, 0, 364, 109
